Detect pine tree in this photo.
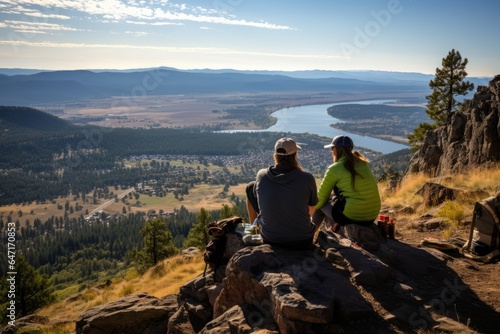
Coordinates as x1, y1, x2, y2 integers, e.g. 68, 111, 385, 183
13, 254, 53, 317
183, 208, 211, 249
426, 49, 474, 125
409, 49, 474, 150
140, 218, 177, 266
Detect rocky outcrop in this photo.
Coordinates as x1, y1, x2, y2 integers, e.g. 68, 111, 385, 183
406, 74, 500, 177
76, 293, 178, 334
71, 227, 497, 334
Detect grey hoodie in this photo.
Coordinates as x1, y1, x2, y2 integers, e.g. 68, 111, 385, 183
254, 165, 318, 244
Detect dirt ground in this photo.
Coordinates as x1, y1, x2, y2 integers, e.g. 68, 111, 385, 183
371, 217, 500, 334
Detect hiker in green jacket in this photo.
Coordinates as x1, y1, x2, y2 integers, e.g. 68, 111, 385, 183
313, 135, 381, 230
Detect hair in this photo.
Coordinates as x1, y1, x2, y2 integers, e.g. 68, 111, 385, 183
335, 146, 369, 189
273, 152, 302, 171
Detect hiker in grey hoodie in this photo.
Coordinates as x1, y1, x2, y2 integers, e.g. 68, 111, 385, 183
246, 137, 319, 249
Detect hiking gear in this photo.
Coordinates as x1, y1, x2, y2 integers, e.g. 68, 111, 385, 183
275, 137, 301, 155
461, 193, 500, 262
203, 216, 244, 276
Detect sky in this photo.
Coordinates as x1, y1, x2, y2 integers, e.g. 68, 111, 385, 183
0, 0, 499, 77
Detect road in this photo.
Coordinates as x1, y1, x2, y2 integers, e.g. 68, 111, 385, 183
85, 187, 135, 219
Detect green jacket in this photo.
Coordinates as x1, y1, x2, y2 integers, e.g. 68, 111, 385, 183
316, 156, 381, 221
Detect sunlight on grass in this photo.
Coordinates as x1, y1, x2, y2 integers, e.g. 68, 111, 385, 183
380, 172, 428, 209
124, 268, 140, 281
119, 283, 135, 297
80, 290, 98, 303
435, 201, 465, 226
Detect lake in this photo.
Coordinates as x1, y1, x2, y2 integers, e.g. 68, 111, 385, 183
222, 100, 410, 154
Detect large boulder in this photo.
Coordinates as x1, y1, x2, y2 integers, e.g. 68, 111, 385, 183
214, 244, 373, 333
76, 293, 178, 334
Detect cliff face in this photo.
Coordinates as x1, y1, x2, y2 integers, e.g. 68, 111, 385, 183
406, 75, 500, 176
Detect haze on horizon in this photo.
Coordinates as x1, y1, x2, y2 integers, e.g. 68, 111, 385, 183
0, 0, 499, 77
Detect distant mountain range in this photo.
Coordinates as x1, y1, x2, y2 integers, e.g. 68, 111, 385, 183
0, 67, 491, 106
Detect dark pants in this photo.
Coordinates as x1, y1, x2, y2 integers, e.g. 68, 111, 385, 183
313, 193, 373, 228
245, 181, 259, 215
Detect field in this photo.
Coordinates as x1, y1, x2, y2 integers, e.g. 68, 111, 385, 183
55, 91, 417, 129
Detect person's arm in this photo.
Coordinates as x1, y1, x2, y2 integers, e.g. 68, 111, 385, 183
316, 166, 336, 209
308, 205, 316, 217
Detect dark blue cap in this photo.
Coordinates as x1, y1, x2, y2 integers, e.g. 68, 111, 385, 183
324, 135, 354, 148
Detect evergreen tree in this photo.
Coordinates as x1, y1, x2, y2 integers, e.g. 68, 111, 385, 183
9, 254, 53, 317
183, 208, 211, 249
140, 218, 177, 266
219, 204, 240, 220
427, 49, 474, 125
409, 49, 474, 150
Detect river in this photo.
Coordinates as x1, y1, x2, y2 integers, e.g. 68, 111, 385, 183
222, 100, 410, 154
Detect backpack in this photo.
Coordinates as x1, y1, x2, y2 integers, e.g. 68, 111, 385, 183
203, 216, 244, 276
461, 193, 500, 262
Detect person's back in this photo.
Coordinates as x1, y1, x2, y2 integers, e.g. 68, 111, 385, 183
319, 156, 380, 222
245, 137, 318, 249
255, 165, 317, 244
314, 135, 381, 228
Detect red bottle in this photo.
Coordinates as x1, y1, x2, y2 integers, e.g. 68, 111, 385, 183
377, 214, 387, 238
387, 217, 395, 240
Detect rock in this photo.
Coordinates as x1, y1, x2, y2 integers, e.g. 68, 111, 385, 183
337, 244, 391, 286
337, 223, 383, 251
406, 75, 500, 177
181, 247, 200, 257
397, 205, 415, 215
199, 305, 254, 334
416, 217, 447, 231
167, 303, 196, 334
416, 182, 461, 207
75, 293, 177, 334
214, 244, 373, 333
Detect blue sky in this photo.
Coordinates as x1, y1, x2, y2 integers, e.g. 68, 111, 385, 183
0, 0, 499, 76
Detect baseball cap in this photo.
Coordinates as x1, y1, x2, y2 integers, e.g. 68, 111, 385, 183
324, 135, 354, 149
275, 137, 301, 155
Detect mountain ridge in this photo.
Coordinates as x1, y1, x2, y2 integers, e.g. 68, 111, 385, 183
0, 68, 434, 105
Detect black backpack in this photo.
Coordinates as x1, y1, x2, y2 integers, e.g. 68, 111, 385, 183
461, 193, 500, 262
203, 216, 244, 276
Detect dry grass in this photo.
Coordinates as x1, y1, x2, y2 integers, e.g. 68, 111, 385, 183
381, 165, 500, 212
380, 164, 500, 240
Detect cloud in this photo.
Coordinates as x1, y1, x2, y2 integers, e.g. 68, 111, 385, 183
125, 20, 183, 26
124, 30, 149, 37
0, 39, 341, 61
1, 0, 294, 30
4, 20, 82, 33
